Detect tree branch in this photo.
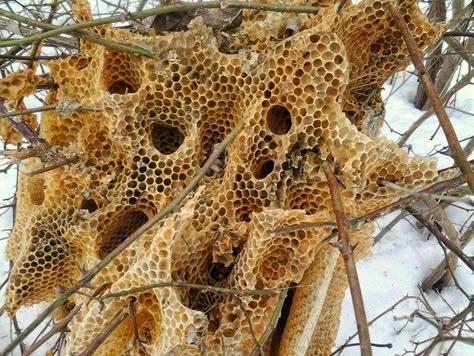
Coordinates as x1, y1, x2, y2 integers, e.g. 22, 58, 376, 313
77, 308, 129, 356
23, 303, 82, 356
324, 162, 372, 356
0, 2, 319, 49
274, 167, 470, 236
101, 280, 280, 300
389, 4, 474, 192
405, 206, 474, 271
398, 71, 474, 147
0, 9, 156, 59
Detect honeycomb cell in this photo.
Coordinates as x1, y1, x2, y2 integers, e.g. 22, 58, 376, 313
97, 210, 149, 258
266, 105, 292, 135
150, 122, 185, 155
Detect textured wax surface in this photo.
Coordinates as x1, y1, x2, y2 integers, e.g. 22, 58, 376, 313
0, 0, 442, 354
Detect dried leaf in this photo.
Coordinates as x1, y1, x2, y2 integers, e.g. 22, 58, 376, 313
150, 8, 242, 34
150, 11, 195, 33
196, 8, 242, 31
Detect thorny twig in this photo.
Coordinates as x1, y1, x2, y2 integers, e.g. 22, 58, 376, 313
250, 286, 289, 356
0, 104, 97, 120
237, 297, 264, 355
0, 8, 156, 59
129, 299, 147, 353
390, 4, 474, 192
76, 308, 129, 356
100, 280, 280, 300
274, 167, 472, 235
332, 295, 420, 355
397, 62, 474, 148
0, 2, 320, 50
324, 162, 372, 356
11, 314, 26, 354
421, 221, 474, 291
419, 197, 460, 292
405, 206, 474, 271
23, 303, 83, 356
331, 342, 392, 355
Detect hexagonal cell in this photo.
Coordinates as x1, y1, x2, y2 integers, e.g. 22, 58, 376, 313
150, 122, 185, 155
101, 50, 142, 94
27, 178, 45, 205
267, 105, 292, 135
97, 210, 149, 258
252, 158, 275, 179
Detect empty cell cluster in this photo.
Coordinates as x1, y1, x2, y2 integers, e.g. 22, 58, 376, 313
1, 1, 442, 355
0, 69, 44, 143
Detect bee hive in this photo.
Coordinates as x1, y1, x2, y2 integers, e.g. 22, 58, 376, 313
0, 0, 441, 354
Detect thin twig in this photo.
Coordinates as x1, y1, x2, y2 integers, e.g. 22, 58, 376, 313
324, 162, 372, 356
0, 17, 77, 50
382, 180, 473, 205
419, 197, 460, 291
101, 280, 279, 300
0, 99, 74, 166
237, 298, 263, 355
129, 299, 147, 353
11, 315, 26, 354
443, 31, 474, 37
331, 342, 392, 355
373, 211, 408, 244
421, 220, 473, 291
0, 9, 156, 59
397, 63, 474, 148
26, 155, 79, 176
333, 295, 418, 355
250, 287, 289, 356
77, 308, 129, 356
0, 104, 96, 120
389, 4, 474, 192
0, 2, 320, 49
0, 120, 245, 355
23, 303, 82, 356
274, 168, 470, 235
445, 301, 474, 330
0, 54, 69, 61
405, 206, 474, 271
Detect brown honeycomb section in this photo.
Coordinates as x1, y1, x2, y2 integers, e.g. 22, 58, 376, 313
101, 49, 143, 95
0, 70, 44, 144
96, 209, 149, 259
3, 1, 442, 355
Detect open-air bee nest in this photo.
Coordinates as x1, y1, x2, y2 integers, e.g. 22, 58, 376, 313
0, 0, 442, 354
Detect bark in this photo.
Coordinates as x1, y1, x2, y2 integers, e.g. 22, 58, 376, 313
422, 0, 468, 110
414, 0, 447, 109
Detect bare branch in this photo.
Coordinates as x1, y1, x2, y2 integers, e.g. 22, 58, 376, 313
77, 308, 129, 356
324, 162, 372, 356
23, 303, 83, 356
101, 280, 280, 300
0, 2, 320, 49
389, 4, 474, 192
405, 206, 474, 271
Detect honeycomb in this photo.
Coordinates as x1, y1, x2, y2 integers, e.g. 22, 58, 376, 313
0, 69, 44, 143
1, 0, 442, 354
